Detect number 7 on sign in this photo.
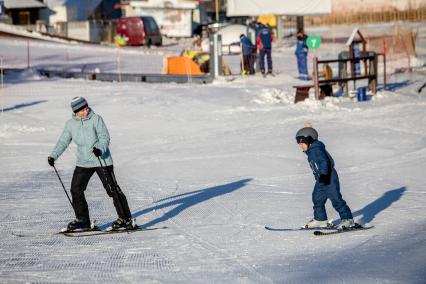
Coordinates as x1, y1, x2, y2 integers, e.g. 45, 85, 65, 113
307, 35, 321, 49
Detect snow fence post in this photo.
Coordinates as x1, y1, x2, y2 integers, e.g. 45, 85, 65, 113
116, 47, 122, 83
0, 57, 3, 113
26, 40, 31, 69
313, 56, 320, 100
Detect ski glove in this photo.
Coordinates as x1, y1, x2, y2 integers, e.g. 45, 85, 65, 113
318, 174, 331, 185
93, 147, 102, 157
48, 156, 55, 167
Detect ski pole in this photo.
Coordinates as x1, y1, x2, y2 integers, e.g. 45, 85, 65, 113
96, 156, 121, 192
52, 165, 74, 209
96, 156, 127, 217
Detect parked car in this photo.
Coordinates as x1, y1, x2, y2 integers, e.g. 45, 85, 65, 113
116, 16, 162, 46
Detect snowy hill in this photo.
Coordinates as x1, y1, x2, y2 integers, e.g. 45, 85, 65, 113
0, 23, 425, 283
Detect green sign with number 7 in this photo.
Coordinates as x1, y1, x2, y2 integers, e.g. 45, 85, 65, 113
306, 35, 321, 49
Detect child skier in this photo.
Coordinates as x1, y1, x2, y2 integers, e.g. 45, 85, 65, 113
295, 125, 355, 229
48, 97, 136, 231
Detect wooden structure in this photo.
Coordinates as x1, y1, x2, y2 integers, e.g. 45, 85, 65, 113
294, 29, 387, 103
346, 28, 367, 80
293, 53, 386, 103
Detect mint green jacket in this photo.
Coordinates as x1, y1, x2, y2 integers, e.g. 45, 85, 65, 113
50, 109, 113, 168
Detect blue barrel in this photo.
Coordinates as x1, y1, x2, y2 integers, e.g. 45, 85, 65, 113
357, 87, 367, 102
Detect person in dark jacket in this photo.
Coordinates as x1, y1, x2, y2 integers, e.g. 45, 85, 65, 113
295, 125, 355, 229
240, 34, 256, 75
295, 31, 310, 80
48, 97, 136, 231
256, 24, 273, 75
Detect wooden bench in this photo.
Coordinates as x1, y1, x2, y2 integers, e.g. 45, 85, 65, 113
293, 84, 333, 103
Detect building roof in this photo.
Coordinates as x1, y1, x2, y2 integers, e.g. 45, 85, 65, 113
227, 0, 331, 16
129, 0, 197, 9
4, 0, 46, 9
346, 28, 366, 46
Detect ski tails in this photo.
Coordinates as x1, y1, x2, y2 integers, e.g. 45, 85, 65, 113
60, 226, 168, 237
314, 224, 374, 236
265, 225, 337, 232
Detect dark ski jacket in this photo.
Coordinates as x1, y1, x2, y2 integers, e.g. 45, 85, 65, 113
305, 140, 336, 186
257, 27, 273, 50
240, 35, 255, 56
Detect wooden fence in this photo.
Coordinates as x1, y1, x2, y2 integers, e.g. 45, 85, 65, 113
306, 8, 426, 26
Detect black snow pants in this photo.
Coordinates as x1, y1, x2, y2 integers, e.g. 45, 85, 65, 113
70, 166, 132, 221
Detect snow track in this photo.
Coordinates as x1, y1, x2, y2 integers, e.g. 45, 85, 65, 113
1, 24, 425, 282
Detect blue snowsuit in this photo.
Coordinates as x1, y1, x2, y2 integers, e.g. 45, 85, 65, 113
257, 26, 273, 73
295, 35, 309, 80
305, 140, 353, 221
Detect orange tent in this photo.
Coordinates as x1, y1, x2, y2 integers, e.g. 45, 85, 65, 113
165, 56, 203, 75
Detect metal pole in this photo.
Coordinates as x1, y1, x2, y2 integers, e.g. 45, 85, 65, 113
214, 34, 219, 78
96, 155, 127, 219
52, 165, 74, 209
117, 48, 121, 83
213, 33, 223, 78
215, 0, 219, 22
276, 15, 282, 45
383, 53, 387, 91
0, 57, 3, 113
27, 40, 30, 68
64, 46, 69, 65
313, 57, 320, 100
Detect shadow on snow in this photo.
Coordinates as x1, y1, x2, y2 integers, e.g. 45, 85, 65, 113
378, 80, 411, 92
122, 178, 252, 229
352, 186, 406, 225
2, 100, 47, 112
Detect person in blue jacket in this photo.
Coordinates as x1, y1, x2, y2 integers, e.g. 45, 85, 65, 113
240, 34, 256, 75
256, 24, 273, 75
295, 125, 355, 229
295, 31, 310, 80
48, 97, 136, 231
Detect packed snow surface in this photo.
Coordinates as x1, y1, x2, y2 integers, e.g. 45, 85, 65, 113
0, 23, 425, 283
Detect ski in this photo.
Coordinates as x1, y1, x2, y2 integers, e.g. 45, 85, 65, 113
265, 225, 337, 232
59, 226, 168, 237
58, 220, 100, 234
313, 224, 374, 236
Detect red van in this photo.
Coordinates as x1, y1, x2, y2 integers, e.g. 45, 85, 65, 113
116, 16, 162, 46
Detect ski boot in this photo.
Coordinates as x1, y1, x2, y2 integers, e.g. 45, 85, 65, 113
111, 218, 138, 231
339, 219, 355, 230
304, 219, 336, 229
66, 219, 92, 232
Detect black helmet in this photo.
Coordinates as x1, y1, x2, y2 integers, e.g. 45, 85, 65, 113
295, 127, 318, 145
